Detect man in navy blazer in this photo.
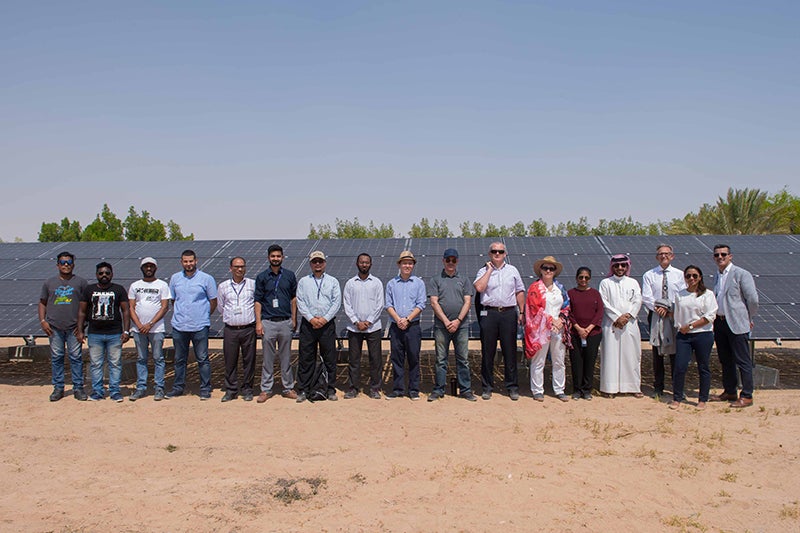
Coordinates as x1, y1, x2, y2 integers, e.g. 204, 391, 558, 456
710, 244, 759, 408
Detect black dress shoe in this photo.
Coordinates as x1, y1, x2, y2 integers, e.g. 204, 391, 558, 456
221, 392, 238, 402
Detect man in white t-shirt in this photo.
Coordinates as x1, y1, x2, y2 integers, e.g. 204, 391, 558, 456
128, 257, 172, 401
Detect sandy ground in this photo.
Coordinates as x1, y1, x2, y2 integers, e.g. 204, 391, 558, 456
1, 338, 799, 532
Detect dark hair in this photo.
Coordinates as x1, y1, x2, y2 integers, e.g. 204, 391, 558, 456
96, 261, 113, 272
268, 244, 283, 255
229, 256, 246, 266
576, 266, 591, 278
181, 249, 196, 259
57, 251, 75, 261
713, 244, 731, 253
357, 253, 372, 263
684, 264, 706, 295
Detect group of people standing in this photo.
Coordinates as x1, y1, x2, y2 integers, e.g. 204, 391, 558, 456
38, 241, 758, 408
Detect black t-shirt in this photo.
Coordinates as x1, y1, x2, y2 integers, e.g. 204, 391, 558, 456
82, 283, 127, 334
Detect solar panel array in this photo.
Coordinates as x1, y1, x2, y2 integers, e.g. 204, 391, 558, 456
2, 235, 799, 340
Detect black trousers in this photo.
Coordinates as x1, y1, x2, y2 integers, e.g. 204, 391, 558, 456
569, 333, 601, 395
222, 324, 256, 394
297, 319, 337, 396
347, 329, 383, 392
714, 317, 754, 399
479, 309, 519, 392
652, 346, 676, 394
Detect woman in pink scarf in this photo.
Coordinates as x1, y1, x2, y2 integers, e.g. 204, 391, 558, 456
524, 256, 571, 402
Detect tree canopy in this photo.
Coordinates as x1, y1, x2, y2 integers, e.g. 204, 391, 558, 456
307, 188, 798, 238
38, 205, 193, 242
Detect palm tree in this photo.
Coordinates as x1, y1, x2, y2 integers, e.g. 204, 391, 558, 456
667, 188, 791, 234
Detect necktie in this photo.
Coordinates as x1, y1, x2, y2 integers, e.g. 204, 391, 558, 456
661, 270, 668, 299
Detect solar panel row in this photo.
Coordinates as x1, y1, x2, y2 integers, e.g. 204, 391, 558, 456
2, 236, 798, 340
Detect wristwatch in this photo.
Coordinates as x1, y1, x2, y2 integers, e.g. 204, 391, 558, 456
688, 324, 694, 331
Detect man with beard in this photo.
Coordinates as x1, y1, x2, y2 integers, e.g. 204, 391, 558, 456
128, 257, 171, 401
167, 250, 218, 400
77, 262, 131, 402
254, 244, 298, 402
342, 253, 384, 399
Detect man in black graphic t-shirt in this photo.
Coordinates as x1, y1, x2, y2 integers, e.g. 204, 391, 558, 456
77, 262, 130, 402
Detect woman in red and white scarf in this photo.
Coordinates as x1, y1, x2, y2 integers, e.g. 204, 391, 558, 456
524, 256, 571, 402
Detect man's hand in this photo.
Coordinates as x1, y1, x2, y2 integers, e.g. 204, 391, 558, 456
396, 317, 409, 330
655, 307, 668, 318
445, 319, 460, 333
41, 321, 53, 337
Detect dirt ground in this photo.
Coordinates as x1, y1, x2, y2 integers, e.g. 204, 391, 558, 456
1, 338, 799, 532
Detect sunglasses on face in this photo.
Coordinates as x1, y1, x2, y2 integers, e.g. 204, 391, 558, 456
490, 250, 506, 255
684, 273, 700, 279
540, 265, 556, 272
310, 259, 325, 264
444, 258, 458, 263
713, 252, 729, 258
577, 275, 590, 280
58, 260, 73, 266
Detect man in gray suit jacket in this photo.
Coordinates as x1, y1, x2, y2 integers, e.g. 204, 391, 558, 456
710, 244, 758, 408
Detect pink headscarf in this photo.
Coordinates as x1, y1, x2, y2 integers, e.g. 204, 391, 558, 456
609, 253, 631, 277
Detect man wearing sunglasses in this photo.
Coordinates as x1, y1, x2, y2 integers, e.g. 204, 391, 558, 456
39, 252, 89, 401
473, 243, 525, 401
427, 248, 476, 402
710, 244, 758, 408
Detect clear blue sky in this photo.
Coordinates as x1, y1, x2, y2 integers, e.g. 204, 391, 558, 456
2, 1, 798, 241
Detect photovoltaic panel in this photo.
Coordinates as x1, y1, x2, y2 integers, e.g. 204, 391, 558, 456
600, 235, 711, 254
505, 236, 608, 255
2, 237, 799, 340
696, 235, 800, 253
754, 277, 800, 304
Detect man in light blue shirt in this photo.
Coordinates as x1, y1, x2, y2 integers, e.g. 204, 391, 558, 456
296, 250, 341, 403
167, 249, 217, 400
385, 250, 426, 400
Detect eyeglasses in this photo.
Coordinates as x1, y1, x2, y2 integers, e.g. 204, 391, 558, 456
684, 273, 700, 279
656, 252, 672, 257
577, 275, 590, 280
58, 260, 73, 266
444, 258, 458, 263
231, 265, 245, 269
612, 263, 627, 267
490, 250, 506, 255
97, 270, 112, 276
540, 265, 556, 272
713, 252, 729, 258
310, 259, 325, 264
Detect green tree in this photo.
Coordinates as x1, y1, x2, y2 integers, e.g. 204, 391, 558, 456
123, 207, 167, 241
167, 220, 194, 241
307, 218, 396, 239
409, 218, 452, 238
666, 187, 790, 235
38, 217, 83, 242
458, 221, 484, 238
527, 218, 550, 237
767, 187, 800, 233
81, 204, 124, 241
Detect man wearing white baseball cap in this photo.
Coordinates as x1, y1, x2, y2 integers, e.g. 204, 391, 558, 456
128, 257, 171, 401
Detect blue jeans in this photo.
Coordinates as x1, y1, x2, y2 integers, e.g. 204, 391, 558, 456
88, 333, 123, 397
49, 327, 84, 389
171, 327, 211, 395
133, 331, 166, 391
673, 331, 714, 403
433, 325, 471, 395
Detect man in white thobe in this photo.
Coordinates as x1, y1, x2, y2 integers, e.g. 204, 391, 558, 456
599, 254, 643, 396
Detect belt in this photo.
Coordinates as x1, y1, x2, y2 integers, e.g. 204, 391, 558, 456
483, 306, 517, 312
226, 322, 255, 330
265, 316, 290, 322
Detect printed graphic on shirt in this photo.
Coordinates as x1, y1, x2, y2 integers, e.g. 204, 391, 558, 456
54, 285, 77, 305
91, 291, 116, 321
132, 286, 163, 304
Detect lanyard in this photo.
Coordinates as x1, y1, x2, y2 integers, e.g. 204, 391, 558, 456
313, 274, 325, 299
271, 271, 283, 297
230, 279, 245, 306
